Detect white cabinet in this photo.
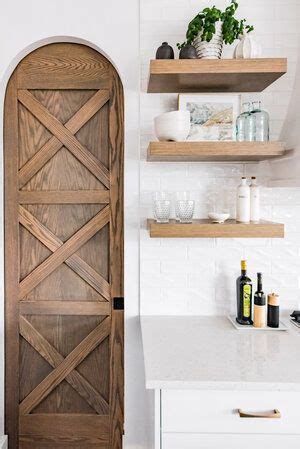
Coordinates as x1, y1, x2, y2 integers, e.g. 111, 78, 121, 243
155, 389, 300, 449
162, 433, 300, 449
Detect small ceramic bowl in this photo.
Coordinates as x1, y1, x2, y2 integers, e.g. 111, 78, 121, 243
208, 212, 230, 223
154, 110, 191, 141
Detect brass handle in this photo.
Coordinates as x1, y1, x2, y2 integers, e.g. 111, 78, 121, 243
238, 408, 281, 419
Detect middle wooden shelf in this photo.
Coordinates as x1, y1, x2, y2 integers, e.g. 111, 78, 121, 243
148, 219, 284, 239
147, 141, 286, 162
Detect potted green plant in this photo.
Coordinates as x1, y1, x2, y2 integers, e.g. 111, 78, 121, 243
177, 1, 254, 59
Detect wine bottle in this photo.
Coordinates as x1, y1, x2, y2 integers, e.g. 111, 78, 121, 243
253, 273, 266, 328
236, 260, 253, 325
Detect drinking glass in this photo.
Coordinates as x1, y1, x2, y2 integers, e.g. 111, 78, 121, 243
176, 200, 195, 223
153, 192, 171, 223
175, 191, 190, 221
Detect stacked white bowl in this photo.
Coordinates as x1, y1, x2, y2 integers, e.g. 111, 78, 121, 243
154, 111, 191, 141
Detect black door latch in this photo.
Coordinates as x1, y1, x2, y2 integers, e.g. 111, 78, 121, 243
113, 297, 124, 310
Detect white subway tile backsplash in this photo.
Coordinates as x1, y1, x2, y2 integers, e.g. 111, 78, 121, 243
188, 273, 217, 288
161, 260, 215, 274
141, 261, 161, 274
141, 273, 188, 288
188, 247, 244, 260
187, 163, 244, 177
140, 0, 300, 316
141, 246, 187, 260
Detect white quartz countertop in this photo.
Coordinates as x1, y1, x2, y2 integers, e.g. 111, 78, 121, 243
141, 315, 300, 391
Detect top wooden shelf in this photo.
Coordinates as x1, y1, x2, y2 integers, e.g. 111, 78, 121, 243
147, 58, 287, 93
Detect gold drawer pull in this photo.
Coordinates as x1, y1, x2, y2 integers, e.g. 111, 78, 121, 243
238, 408, 281, 419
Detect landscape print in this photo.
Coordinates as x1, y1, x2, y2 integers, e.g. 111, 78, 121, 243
179, 94, 240, 141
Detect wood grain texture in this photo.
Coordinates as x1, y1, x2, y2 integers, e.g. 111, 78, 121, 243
109, 310, 124, 449
19, 300, 110, 315
18, 90, 110, 188
20, 414, 109, 447
148, 219, 285, 238
19, 190, 110, 204
20, 316, 109, 414
17, 43, 111, 90
5, 43, 124, 449
148, 58, 287, 93
18, 89, 109, 188
4, 71, 20, 449
19, 206, 110, 299
20, 317, 110, 414
147, 141, 287, 162
20, 414, 109, 439
108, 67, 124, 449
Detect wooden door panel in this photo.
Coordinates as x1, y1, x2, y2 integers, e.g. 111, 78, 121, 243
19, 90, 109, 192
5, 43, 124, 449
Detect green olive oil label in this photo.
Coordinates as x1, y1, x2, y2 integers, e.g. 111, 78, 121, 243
243, 285, 251, 318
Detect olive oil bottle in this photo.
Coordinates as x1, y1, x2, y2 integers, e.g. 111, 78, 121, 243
236, 260, 253, 325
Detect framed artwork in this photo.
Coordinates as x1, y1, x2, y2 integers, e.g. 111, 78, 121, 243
178, 94, 241, 141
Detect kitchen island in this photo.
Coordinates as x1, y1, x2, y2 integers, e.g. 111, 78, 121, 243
141, 316, 300, 449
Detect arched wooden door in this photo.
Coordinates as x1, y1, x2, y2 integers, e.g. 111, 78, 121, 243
4, 43, 124, 449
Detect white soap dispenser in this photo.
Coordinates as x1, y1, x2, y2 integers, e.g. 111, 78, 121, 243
236, 177, 250, 223
250, 176, 260, 222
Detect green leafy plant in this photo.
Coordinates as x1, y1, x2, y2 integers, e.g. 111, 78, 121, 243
177, 0, 254, 49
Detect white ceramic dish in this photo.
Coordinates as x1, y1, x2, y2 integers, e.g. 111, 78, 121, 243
208, 212, 230, 223
154, 110, 191, 142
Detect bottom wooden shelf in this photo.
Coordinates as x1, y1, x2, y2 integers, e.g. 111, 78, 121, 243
148, 219, 284, 238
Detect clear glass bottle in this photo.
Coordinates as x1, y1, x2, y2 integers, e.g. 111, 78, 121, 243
245, 106, 256, 142
251, 101, 269, 141
236, 102, 250, 141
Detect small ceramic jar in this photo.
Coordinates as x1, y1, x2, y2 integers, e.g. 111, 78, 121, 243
156, 42, 174, 59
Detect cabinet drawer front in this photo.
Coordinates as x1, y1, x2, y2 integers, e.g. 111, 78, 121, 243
163, 433, 300, 449
162, 390, 300, 434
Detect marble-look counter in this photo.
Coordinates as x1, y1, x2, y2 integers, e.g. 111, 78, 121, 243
141, 315, 300, 391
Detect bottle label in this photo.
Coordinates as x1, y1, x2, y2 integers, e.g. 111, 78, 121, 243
243, 285, 251, 318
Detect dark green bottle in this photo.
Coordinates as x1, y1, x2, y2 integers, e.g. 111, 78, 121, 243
236, 260, 253, 325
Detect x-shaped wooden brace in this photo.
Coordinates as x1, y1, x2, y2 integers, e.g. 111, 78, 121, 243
19, 315, 110, 415
18, 89, 110, 188
18, 205, 110, 300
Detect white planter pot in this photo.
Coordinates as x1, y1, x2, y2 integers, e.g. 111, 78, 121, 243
194, 21, 223, 59
154, 111, 191, 142
234, 33, 262, 59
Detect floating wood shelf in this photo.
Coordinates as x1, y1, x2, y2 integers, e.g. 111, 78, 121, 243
148, 219, 284, 238
147, 58, 287, 93
147, 141, 286, 162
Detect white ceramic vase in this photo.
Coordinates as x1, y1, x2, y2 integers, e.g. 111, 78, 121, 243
154, 111, 191, 141
234, 33, 262, 59
194, 21, 223, 59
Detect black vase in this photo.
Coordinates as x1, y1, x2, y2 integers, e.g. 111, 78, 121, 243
179, 45, 197, 59
156, 42, 174, 59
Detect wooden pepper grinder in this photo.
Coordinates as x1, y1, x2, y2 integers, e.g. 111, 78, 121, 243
267, 293, 279, 328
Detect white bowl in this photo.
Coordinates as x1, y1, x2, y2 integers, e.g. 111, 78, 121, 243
208, 212, 230, 223
154, 111, 191, 141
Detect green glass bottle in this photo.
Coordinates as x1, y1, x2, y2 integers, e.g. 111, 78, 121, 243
236, 260, 253, 325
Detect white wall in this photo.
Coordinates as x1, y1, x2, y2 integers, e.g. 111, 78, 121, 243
140, 0, 300, 316
0, 1, 150, 448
